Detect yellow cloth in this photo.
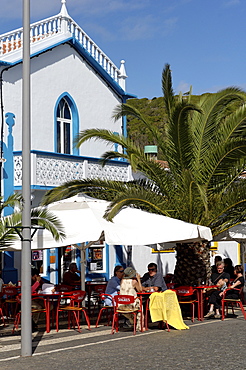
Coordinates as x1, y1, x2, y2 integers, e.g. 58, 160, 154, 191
149, 290, 189, 330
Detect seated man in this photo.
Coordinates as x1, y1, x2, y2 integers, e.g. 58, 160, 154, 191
63, 262, 81, 287
104, 265, 125, 306
211, 255, 222, 274
204, 261, 230, 319
31, 268, 54, 331
141, 263, 167, 292
211, 261, 230, 286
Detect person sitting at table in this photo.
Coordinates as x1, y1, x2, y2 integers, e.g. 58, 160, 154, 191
141, 263, 167, 292
211, 255, 222, 274
31, 268, 46, 331
204, 261, 230, 319
223, 265, 245, 300
211, 261, 230, 285
104, 265, 124, 306
62, 262, 81, 287
119, 267, 144, 331
223, 257, 235, 279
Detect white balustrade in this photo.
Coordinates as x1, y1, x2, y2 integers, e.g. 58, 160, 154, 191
0, 13, 121, 83
14, 153, 130, 187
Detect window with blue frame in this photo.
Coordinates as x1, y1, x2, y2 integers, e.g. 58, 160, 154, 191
56, 97, 72, 154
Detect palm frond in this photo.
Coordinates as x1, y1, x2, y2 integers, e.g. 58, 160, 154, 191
0, 206, 66, 249
112, 104, 165, 153
162, 63, 175, 119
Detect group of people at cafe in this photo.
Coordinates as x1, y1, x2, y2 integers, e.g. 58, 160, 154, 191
104, 259, 245, 327
3, 256, 244, 332
104, 263, 167, 330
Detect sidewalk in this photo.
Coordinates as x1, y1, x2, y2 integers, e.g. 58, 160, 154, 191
0, 309, 246, 369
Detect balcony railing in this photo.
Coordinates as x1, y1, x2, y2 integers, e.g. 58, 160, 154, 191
0, 13, 121, 84
14, 151, 131, 188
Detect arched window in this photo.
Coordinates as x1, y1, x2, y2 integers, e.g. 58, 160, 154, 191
56, 98, 72, 154
54, 93, 79, 155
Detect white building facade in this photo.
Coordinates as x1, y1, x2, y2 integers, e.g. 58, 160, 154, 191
0, 1, 135, 284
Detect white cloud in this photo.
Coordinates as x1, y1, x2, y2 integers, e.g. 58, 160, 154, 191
177, 81, 190, 94
223, 0, 240, 7
0, 0, 59, 23
118, 15, 157, 41
83, 23, 116, 42
0, 0, 177, 43
70, 0, 150, 16
162, 17, 178, 35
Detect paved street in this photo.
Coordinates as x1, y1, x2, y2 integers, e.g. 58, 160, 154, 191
0, 309, 246, 370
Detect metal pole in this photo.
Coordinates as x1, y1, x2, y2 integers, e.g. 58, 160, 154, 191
21, 0, 32, 357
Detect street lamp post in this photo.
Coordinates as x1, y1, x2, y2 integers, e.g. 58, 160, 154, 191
21, 0, 32, 357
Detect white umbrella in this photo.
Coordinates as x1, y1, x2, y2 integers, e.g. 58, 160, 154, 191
216, 223, 246, 242
215, 223, 246, 269
8, 194, 212, 289
8, 194, 212, 251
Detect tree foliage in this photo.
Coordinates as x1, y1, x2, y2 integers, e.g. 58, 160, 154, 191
0, 193, 65, 250
43, 64, 246, 238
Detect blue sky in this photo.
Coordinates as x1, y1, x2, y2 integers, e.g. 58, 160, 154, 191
0, 0, 245, 99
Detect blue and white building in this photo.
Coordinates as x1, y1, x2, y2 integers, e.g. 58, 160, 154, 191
0, 0, 136, 284
1, 1, 239, 285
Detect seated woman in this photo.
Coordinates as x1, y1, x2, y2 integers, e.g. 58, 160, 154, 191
224, 265, 244, 300
204, 261, 230, 319
119, 267, 144, 331
31, 268, 54, 331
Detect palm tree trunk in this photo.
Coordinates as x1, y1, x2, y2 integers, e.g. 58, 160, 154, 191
174, 242, 211, 286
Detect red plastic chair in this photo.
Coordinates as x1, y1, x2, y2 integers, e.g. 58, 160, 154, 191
174, 286, 200, 322
0, 293, 5, 327
12, 295, 48, 333
221, 288, 246, 320
95, 293, 114, 327
2, 286, 19, 320
55, 284, 75, 292
111, 294, 143, 335
56, 290, 90, 332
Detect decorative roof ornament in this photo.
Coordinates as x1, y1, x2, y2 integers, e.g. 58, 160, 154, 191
118, 60, 127, 90
60, 0, 69, 17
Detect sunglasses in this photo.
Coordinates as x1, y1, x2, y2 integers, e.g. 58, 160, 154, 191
118, 270, 124, 273
148, 268, 156, 272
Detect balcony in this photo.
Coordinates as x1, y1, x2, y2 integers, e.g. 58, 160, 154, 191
13, 151, 131, 188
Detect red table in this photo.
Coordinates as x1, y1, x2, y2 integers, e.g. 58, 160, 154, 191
35, 291, 69, 332
195, 285, 217, 320
85, 281, 107, 315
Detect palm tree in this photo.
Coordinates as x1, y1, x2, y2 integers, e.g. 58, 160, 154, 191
0, 193, 65, 250
42, 64, 246, 285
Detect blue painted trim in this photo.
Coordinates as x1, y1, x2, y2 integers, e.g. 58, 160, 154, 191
46, 249, 51, 281
105, 244, 110, 281
54, 92, 79, 155
114, 245, 123, 265
85, 244, 109, 282
122, 96, 128, 138
1, 37, 136, 100
3, 113, 15, 212
0, 61, 11, 66
14, 185, 54, 191
13, 150, 129, 165
54, 248, 59, 283
113, 132, 119, 155
0, 38, 74, 67
69, 38, 136, 99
